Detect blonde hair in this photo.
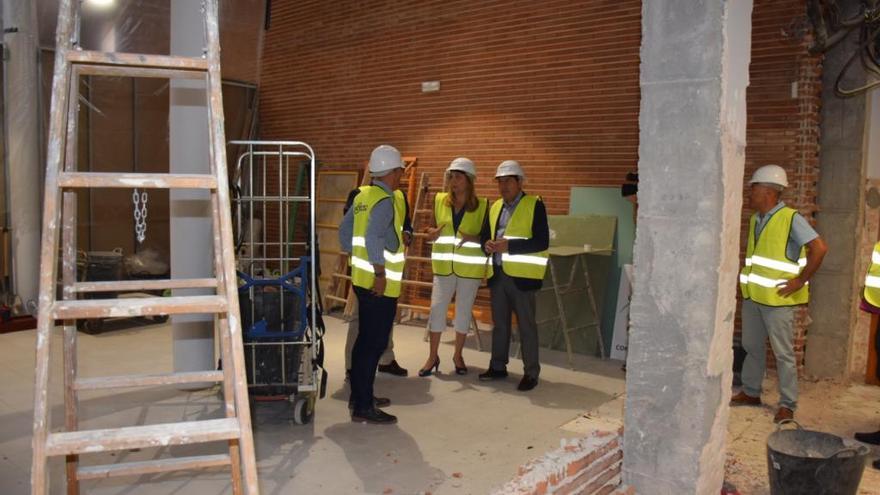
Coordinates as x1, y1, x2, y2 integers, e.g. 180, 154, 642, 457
444, 171, 479, 212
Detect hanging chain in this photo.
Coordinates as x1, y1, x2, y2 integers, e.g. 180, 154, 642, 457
132, 189, 148, 244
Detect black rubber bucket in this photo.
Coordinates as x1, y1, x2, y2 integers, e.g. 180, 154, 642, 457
767, 420, 870, 495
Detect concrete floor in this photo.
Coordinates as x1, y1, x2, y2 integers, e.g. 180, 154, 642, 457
0, 315, 625, 494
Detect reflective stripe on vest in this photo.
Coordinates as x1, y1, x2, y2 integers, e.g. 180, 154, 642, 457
864, 242, 880, 308
430, 193, 491, 279
350, 185, 405, 297
739, 206, 809, 306
488, 195, 548, 280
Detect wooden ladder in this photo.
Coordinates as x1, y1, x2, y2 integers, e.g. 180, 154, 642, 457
30, 1, 259, 494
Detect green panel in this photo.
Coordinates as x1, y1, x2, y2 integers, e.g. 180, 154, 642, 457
535, 215, 615, 357
568, 186, 636, 357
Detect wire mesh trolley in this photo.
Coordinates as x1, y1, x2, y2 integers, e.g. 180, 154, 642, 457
230, 140, 325, 425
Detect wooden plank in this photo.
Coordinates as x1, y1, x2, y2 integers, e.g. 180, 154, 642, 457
45, 418, 241, 456
51, 295, 227, 319
33, 0, 75, 492
62, 64, 82, 495
58, 172, 216, 189
73, 278, 217, 293
325, 295, 348, 303
76, 64, 206, 80
67, 50, 208, 71
204, 0, 259, 491
77, 454, 231, 480
74, 371, 225, 391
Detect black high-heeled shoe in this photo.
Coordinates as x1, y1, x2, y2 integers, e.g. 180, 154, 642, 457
418, 357, 440, 377
453, 357, 468, 375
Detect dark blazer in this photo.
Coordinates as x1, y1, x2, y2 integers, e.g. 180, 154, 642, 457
479, 194, 549, 291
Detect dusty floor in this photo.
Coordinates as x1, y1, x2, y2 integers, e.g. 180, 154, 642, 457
0, 314, 625, 494
727, 378, 880, 494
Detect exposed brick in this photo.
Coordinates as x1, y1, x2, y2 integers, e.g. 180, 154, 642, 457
566, 439, 619, 477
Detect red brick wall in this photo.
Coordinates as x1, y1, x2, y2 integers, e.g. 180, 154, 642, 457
259, 0, 641, 214
259, 1, 823, 362
494, 429, 626, 495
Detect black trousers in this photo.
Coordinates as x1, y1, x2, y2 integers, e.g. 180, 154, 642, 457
350, 286, 398, 412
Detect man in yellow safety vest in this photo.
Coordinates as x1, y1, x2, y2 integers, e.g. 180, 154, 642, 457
478, 160, 549, 391
338, 145, 407, 425
731, 164, 827, 423
853, 241, 880, 468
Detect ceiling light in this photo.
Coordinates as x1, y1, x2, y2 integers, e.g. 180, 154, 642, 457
85, 0, 116, 8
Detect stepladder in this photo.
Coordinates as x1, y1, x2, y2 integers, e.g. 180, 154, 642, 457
31, 0, 259, 494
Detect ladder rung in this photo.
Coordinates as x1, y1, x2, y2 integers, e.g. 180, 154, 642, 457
74, 371, 225, 391
73, 278, 218, 293
58, 172, 217, 189
324, 295, 348, 303
52, 295, 228, 319
77, 454, 231, 480
68, 50, 208, 71
398, 303, 430, 312
45, 418, 241, 456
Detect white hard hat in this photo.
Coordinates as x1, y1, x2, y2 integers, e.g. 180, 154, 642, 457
446, 157, 476, 178
369, 145, 404, 176
749, 164, 788, 188
495, 160, 525, 179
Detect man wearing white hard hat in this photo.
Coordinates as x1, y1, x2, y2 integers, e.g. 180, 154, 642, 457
478, 160, 549, 391
731, 164, 827, 423
338, 145, 408, 424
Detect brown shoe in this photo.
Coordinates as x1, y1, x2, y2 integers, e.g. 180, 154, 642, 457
774, 407, 794, 423
730, 391, 761, 406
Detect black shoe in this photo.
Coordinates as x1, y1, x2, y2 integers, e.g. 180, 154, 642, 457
873, 459, 880, 470
517, 376, 538, 391
348, 397, 391, 410
453, 356, 468, 375
418, 357, 440, 377
855, 430, 880, 445
351, 407, 397, 425
377, 360, 408, 377
478, 368, 508, 381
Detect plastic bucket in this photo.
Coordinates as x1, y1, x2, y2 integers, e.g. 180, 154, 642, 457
767, 420, 869, 495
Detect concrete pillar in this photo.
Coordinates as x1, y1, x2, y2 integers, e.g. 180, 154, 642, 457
2, 0, 41, 312
807, 0, 869, 379
623, 2, 752, 493
170, 1, 214, 383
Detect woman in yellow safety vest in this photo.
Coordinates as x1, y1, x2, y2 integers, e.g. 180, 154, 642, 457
419, 157, 491, 377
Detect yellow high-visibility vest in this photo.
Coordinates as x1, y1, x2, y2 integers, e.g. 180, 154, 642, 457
350, 185, 405, 297
864, 242, 880, 308
488, 195, 548, 280
739, 206, 809, 306
431, 193, 491, 279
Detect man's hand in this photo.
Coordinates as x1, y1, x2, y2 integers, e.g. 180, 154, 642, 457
372, 275, 387, 296
424, 225, 444, 242
492, 238, 509, 253
777, 277, 806, 297
403, 231, 413, 247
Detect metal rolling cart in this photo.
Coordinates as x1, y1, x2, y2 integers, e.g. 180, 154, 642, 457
231, 140, 325, 425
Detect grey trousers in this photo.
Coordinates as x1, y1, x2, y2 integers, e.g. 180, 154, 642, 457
489, 271, 540, 378
344, 296, 395, 370
740, 299, 798, 410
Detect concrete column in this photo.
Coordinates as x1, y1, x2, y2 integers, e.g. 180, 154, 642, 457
807, 0, 869, 379
623, 2, 752, 493
170, 1, 214, 383
2, 0, 41, 312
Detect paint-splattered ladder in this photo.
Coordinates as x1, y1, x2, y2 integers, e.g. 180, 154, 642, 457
30, 1, 258, 494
